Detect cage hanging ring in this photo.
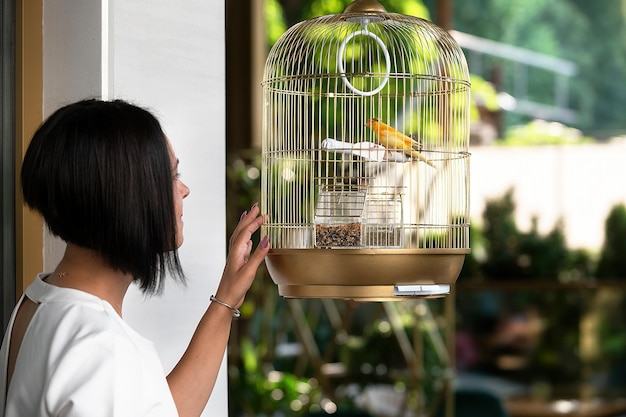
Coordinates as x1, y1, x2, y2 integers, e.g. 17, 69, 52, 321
337, 29, 391, 97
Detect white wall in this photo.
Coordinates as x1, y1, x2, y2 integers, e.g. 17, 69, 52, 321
42, 1, 228, 415
470, 140, 626, 252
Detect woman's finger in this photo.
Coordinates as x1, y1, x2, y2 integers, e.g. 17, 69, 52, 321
232, 235, 270, 278
229, 203, 263, 250
225, 213, 268, 273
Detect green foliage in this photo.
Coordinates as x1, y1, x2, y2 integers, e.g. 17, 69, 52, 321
500, 119, 594, 145
229, 339, 323, 416
265, 0, 288, 48
457, 223, 486, 280
462, 187, 593, 281
308, 0, 351, 17
567, 0, 626, 134
469, 75, 499, 122
226, 154, 262, 238
268, 0, 431, 49
595, 203, 626, 279
226, 155, 626, 414
306, 0, 429, 21
378, 0, 430, 18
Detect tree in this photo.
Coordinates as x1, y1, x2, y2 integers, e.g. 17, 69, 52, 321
270, 0, 430, 30
478, 188, 583, 280
596, 203, 626, 279
566, 0, 626, 135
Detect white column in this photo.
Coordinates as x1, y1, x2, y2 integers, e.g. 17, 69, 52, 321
42, 1, 228, 416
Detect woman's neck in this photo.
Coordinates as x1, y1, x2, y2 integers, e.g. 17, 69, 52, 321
47, 243, 133, 316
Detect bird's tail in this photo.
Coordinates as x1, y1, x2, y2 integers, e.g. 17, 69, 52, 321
410, 149, 436, 168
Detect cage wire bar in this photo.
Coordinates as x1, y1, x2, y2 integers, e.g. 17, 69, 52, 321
262, 3, 470, 300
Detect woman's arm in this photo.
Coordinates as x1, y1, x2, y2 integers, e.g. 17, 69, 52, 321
166, 203, 270, 417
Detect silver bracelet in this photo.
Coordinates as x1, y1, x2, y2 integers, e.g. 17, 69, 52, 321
210, 295, 241, 318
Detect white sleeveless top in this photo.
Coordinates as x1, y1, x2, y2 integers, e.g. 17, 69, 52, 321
0, 274, 179, 416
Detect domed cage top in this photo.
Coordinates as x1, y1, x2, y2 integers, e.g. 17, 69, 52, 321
261, 1, 471, 300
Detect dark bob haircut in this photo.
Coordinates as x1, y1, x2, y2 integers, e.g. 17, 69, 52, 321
21, 99, 184, 294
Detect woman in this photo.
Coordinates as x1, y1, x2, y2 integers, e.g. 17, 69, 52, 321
0, 99, 269, 416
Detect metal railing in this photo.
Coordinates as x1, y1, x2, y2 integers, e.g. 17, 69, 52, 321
450, 30, 578, 124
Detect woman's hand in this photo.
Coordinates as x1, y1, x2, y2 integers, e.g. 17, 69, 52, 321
215, 202, 270, 308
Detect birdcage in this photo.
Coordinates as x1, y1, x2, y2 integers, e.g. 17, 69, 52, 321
261, 0, 471, 301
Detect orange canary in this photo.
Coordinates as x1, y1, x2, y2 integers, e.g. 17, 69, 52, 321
366, 118, 435, 168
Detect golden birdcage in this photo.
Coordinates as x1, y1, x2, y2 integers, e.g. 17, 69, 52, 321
261, 0, 471, 301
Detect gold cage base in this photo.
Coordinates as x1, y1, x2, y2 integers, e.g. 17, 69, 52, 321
266, 248, 469, 301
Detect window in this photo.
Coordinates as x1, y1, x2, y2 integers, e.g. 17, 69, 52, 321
1, 0, 16, 331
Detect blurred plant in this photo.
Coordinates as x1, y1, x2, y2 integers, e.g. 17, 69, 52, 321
456, 221, 487, 281
595, 203, 626, 280
269, 0, 430, 29
227, 155, 349, 416
229, 339, 324, 417
226, 153, 262, 237
469, 74, 500, 123
462, 187, 593, 281
588, 203, 626, 396
227, 151, 626, 412
334, 300, 451, 407
500, 119, 594, 146
227, 153, 454, 416
456, 188, 616, 392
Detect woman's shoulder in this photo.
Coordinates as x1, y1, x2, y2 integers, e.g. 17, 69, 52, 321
24, 274, 153, 353
16, 308, 173, 417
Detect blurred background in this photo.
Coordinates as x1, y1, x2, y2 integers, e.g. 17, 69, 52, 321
224, 1, 626, 416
